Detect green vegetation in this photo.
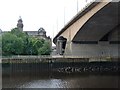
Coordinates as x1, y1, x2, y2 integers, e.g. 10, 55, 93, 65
2, 28, 51, 56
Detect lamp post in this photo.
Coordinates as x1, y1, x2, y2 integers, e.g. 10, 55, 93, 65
77, 0, 78, 13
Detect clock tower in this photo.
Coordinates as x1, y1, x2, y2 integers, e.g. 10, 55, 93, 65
17, 16, 24, 31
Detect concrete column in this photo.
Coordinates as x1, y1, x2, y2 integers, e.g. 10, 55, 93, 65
56, 40, 59, 54
59, 40, 63, 55
56, 36, 67, 55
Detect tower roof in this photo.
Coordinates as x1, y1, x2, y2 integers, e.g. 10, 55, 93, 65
38, 27, 46, 34
18, 18, 23, 22
18, 16, 23, 22
17, 16, 24, 31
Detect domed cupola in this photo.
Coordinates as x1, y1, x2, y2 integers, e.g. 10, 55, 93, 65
38, 27, 46, 36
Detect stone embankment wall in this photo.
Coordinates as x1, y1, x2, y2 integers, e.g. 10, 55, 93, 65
2, 57, 120, 75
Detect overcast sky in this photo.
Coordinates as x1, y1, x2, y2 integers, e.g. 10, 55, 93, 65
0, 0, 93, 39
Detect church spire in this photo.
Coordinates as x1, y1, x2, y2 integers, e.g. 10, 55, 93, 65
17, 16, 24, 31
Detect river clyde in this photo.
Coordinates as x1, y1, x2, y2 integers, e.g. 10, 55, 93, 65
2, 57, 120, 89
2, 72, 120, 88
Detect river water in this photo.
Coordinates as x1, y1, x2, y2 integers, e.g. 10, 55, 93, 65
2, 72, 119, 88
2, 61, 120, 88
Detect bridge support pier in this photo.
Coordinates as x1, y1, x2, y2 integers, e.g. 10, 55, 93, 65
64, 41, 119, 58
56, 36, 67, 55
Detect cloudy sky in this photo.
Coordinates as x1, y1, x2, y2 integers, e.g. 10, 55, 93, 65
0, 0, 93, 39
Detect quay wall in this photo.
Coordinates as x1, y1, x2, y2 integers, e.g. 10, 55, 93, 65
2, 57, 120, 75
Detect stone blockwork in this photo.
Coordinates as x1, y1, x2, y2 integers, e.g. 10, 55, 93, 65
65, 42, 119, 58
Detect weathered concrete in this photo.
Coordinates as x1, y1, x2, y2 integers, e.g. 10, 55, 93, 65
2, 59, 120, 75
65, 42, 119, 58
53, 1, 110, 42
73, 2, 118, 42
53, 1, 119, 58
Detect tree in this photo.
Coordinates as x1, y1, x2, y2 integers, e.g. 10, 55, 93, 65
11, 28, 26, 37
38, 41, 51, 55
2, 33, 24, 55
2, 27, 52, 56
24, 37, 38, 55
12, 37, 24, 55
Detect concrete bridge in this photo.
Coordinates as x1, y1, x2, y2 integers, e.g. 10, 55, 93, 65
53, 0, 120, 58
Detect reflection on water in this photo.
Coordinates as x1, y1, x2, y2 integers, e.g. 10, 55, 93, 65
2, 61, 120, 88
19, 79, 68, 88
2, 73, 119, 88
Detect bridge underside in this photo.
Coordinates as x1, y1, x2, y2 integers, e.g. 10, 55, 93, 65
64, 2, 120, 58
73, 2, 119, 44
54, 2, 119, 58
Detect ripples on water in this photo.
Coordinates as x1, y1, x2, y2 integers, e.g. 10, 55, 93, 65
2, 62, 120, 88
3, 73, 119, 88
19, 79, 68, 88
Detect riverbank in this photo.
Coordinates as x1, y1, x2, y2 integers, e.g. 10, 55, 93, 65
2, 55, 119, 63
2, 58, 120, 75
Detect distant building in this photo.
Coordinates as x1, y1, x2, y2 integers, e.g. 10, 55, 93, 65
17, 16, 24, 31
24, 27, 51, 41
1, 17, 51, 43
51, 46, 57, 55
16, 17, 51, 41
